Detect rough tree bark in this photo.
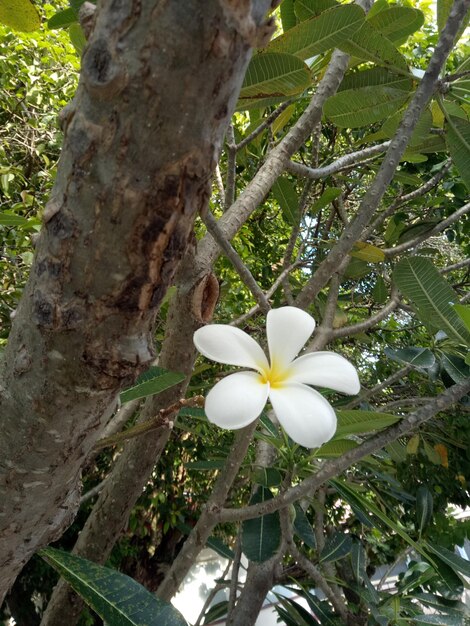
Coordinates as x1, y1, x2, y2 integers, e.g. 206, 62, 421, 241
0, 0, 274, 602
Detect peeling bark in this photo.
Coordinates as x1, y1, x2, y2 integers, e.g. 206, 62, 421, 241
0, 0, 273, 601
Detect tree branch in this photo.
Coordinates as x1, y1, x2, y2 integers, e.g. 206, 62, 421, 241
286, 141, 391, 180
295, 0, 469, 308
215, 378, 470, 523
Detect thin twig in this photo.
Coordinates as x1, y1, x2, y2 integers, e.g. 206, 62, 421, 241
229, 261, 302, 327
383, 201, 470, 257
343, 364, 413, 410
286, 141, 391, 180
202, 211, 271, 313
236, 99, 293, 151
215, 378, 470, 523
295, 1, 468, 308
94, 396, 204, 450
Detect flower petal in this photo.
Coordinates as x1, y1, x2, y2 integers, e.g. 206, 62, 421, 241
194, 325, 269, 371
289, 352, 360, 395
205, 371, 269, 430
269, 383, 337, 448
266, 307, 316, 368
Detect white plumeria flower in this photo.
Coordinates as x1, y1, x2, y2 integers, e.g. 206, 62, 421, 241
193, 307, 360, 448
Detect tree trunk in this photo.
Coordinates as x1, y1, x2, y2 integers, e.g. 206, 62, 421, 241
0, 0, 273, 602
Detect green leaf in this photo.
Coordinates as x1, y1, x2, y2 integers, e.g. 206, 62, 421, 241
332, 479, 432, 562
384, 346, 436, 369
272, 176, 300, 225
411, 615, 463, 626
437, 0, 454, 32
201, 601, 228, 625
304, 594, 338, 625
453, 304, 470, 332
295, 0, 338, 21
423, 440, 441, 465
381, 108, 433, 148
324, 86, 409, 128
293, 504, 316, 549
280, 0, 297, 31
0, 212, 31, 227
407, 434, 420, 455
316, 438, 359, 458
238, 52, 311, 109
0, 0, 40, 31
445, 115, 470, 190
392, 256, 470, 346
40, 547, 188, 626
422, 553, 465, 601
241, 487, 281, 562
335, 410, 400, 437
441, 353, 470, 383
351, 539, 366, 582
350, 242, 385, 263
367, 7, 425, 43
253, 467, 282, 487
48, 7, 77, 29
309, 187, 342, 215
416, 485, 433, 536
344, 257, 370, 279
206, 536, 235, 561
437, 0, 470, 42
339, 67, 412, 92
372, 275, 387, 304
68, 23, 87, 54
320, 531, 352, 562
267, 5, 365, 60
120, 366, 185, 404
338, 22, 409, 74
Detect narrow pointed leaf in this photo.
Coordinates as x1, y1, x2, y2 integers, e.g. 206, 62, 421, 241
426, 544, 470, 578
241, 487, 281, 562
309, 187, 342, 215
416, 485, 433, 535
267, 5, 365, 60
272, 176, 300, 225
316, 438, 359, 457
320, 531, 352, 562
293, 505, 316, 549
445, 115, 470, 190
393, 257, 470, 346
304, 595, 338, 625
331, 479, 433, 562
335, 410, 401, 437
206, 536, 235, 561
412, 615, 463, 626
40, 547, 188, 626
372, 275, 388, 304
0, 0, 40, 31
324, 86, 409, 128
351, 539, 366, 582
120, 366, 185, 404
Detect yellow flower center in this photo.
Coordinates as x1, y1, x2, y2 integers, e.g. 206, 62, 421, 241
258, 360, 291, 389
